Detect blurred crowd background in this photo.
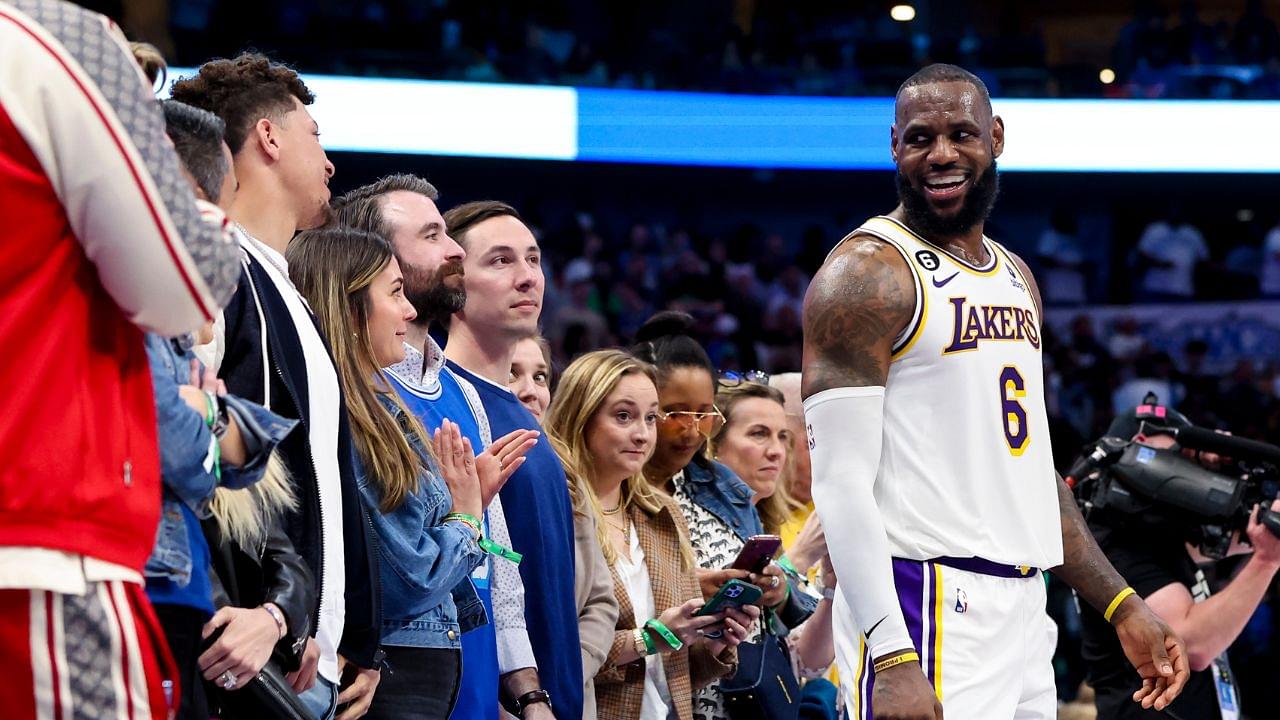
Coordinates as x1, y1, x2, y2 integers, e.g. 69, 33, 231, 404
107, 0, 1280, 99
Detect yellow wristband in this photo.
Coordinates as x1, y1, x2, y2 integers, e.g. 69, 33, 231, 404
1103, 587, 1137, 623
872, 651, 920, 674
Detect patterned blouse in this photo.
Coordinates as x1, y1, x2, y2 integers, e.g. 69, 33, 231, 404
672, 471, 763, 720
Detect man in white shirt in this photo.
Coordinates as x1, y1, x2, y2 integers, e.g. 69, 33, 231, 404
173, 54, 383, 719
1137, 217, 1209, 301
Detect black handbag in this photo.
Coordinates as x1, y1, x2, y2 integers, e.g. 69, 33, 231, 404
212, 659, 312, 720
203, 622, 312, 720
720, 630, 801, 720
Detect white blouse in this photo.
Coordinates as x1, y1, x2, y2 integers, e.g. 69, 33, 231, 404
615, 525, 674, 720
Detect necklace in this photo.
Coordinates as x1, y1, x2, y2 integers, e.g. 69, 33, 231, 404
605, 514, 630, 535
602, 501, 624, 515
237, 224, 292, 280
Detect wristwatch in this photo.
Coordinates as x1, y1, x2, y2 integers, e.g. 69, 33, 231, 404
813, 575, 836, 601
512, 689, 552, 718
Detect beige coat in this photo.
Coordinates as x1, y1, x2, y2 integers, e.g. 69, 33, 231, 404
594, 495, 736, 720
576, 507, 620, 719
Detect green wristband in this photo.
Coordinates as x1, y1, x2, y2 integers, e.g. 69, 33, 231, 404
640, 626, 657, 655
777, 554, 799, 576
644, 618, 683, 651
443, 512, 481, 532
202, 391, 217, 427
479, 536, 523, 565
202, 393, 221, 482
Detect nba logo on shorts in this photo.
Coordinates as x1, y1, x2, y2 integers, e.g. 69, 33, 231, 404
954, 587, 968, 614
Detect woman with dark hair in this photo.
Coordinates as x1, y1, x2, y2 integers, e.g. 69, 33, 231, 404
633, 312, 816, 720
289, 226, 531, 719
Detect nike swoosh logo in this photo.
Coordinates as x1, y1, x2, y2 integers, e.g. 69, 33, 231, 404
865, 615, 888, 637
932, 271, 959, 288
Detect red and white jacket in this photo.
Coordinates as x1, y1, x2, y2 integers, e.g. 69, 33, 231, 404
0, 0, 239, 574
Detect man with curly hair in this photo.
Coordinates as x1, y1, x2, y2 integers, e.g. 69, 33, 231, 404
173, 54, 383, 719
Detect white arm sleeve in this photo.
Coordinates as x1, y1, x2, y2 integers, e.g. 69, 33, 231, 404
805, 385, 915, 660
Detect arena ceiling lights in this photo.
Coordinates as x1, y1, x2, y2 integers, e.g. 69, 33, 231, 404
167, 68, 1280, 173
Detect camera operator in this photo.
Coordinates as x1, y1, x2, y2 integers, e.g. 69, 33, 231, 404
1079, 404, 1280, 720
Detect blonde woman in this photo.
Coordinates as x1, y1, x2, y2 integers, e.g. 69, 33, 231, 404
506, 336, 620, 720
545, 350, 758, 720
709, 382, 802, 537
288, 226, 529, 719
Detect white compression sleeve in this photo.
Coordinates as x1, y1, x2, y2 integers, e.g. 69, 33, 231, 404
805, 386, 914, 660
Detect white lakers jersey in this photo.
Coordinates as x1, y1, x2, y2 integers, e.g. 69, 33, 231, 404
842, 216, 1063, 569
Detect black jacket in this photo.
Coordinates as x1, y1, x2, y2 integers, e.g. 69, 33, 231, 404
206, 515, 315, 670
218, 250, 382, 668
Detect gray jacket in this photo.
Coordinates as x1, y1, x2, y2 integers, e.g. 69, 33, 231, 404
574, 505, 619, 720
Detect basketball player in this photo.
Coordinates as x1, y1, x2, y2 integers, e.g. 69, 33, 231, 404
800, 64, 1189, 719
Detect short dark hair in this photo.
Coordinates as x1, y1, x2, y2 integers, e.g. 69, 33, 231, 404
896, 63, 992, 113
442, 201, 523, 250
161, 100, 228, 203
331, 174, 440, 241
171, 53, 314, 155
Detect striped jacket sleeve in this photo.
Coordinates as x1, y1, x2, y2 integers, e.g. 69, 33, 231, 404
0, 0, 239, 334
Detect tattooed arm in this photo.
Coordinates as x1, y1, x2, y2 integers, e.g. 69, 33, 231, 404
1007, 251, 1189, 711
802, 237, 941, 720
801, 237, 912, 394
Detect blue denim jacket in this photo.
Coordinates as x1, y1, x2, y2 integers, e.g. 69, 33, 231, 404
682, 459, 765, 539
143, 333, 296, 586
681, 458, 819, 630
357, 393, 487, 650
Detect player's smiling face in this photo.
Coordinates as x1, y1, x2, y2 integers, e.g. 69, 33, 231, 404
892, 81, 1004, 232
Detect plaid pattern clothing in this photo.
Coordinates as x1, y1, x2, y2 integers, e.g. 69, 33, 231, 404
595, 494, 736, 720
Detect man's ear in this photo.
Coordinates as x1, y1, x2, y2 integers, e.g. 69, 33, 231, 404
890, 124, 900, 163
991, 115, 1005, 159
253, 118, 281, 162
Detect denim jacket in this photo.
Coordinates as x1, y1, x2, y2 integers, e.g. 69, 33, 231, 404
357, 393, 487, 651
143, 333, 296, 586
681, 459, 818, 631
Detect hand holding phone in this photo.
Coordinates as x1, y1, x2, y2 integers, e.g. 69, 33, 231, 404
729, 534, 782, 573
695, 578, 764, 617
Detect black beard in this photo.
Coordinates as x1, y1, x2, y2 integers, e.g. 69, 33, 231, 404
896, 160, 1000, 239
403, 260, 466, 324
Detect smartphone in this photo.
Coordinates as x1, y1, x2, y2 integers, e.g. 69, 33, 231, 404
695, 578, 764, 617
729, 534, 782, 573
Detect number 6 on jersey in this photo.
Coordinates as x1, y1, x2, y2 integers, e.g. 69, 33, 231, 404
999, 366, 1029, 456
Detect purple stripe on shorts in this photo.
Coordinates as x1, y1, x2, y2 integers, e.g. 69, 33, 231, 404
861, 641, 872, 720
891, 558, 925, 655
925, 562, 938, 686
933, 555, 1040, 578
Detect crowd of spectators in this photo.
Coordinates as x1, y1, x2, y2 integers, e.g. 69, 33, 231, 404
1112, 0, 1280, 98
156, 0, 1280, 99
11, 1, 1280, 718
3, 4, 833, 717
520, 207, 1280, 459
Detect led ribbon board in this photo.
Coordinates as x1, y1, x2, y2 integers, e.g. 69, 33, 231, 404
167, 68, 1280, 172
